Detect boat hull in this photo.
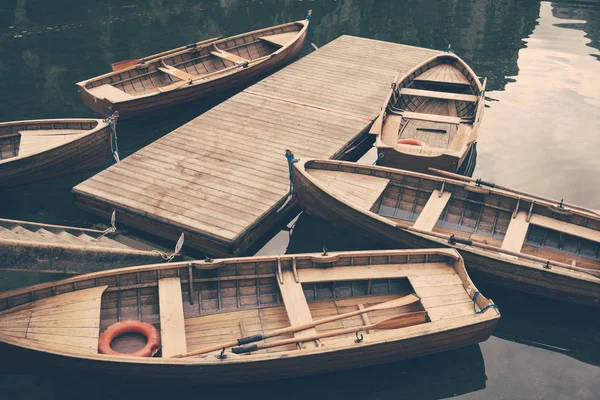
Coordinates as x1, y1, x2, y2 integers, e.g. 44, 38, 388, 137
292, 167, 600, 307
0, 123, 111, 190
79, 30, 307, 120
0, 317, 496, 383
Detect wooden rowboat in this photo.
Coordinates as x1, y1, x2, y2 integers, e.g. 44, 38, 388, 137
0, 216, 172, 275
0, 249, 499, 383
370, 53, 486, 172
0, 118, 114, 189
291, 159, 600, 307
77, 15, 311, 119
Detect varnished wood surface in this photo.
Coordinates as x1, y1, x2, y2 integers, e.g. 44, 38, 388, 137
292, 160, 600, 307
0, 119, 112, 189
0, 249, 499, 382
73, 36, 441, 257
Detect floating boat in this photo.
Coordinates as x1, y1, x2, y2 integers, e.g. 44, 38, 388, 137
0, 119, 115, 189
77, 14, 311, 119
0, 216, 176, 274
0, 249, 499, 383
291, 159, 600, 307
369, 53, 486, 172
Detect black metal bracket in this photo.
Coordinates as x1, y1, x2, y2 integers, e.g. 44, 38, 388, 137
322, 245, 328, 256
355, 332, 364, 343
544, 261, 551, 270
217, 347, 227, 360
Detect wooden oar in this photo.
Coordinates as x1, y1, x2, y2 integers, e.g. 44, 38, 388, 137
111, 36, 223, 72
429, 168, 600, 217
173, 294, 420, 358
404, 225, 600, 279
231, 311, 427, 354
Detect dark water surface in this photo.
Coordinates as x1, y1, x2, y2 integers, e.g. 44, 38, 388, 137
1, 0, 600, 398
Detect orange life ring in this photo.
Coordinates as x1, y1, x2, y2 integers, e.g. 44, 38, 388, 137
397, 139, 425, 146
98, 320, 161, 357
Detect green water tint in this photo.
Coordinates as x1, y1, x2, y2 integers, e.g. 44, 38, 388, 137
1, 0, 599, 398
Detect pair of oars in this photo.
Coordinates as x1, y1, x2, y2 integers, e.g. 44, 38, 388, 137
174, 293, 420, 358
111, 36, 223, 72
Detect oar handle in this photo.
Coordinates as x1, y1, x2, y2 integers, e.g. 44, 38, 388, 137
236, 334, 263, 345
232, 344, 259, 354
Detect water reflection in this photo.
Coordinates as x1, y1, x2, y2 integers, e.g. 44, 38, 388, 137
1, 0, 600, 398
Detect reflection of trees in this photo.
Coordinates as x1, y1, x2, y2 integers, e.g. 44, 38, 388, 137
552, 1, 600, 53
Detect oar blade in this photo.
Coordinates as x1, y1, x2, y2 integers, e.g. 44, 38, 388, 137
374, 311, 427, 330
369, 294, 420, 311
111, 59, 141, 72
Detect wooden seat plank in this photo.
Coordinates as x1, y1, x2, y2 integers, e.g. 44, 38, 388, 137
529, 214, 600, 243
88, 84, 135, 101
277, 270, 318, 347
399, 111, 463, 125
412, 190, 452, 231
210, 49, 248, 64
308, 170, 390, 210
400, 88, 478, 103
259, 32, 298, 47
158, 277, 188, 358
414, 64, 470, 85
501, 211, 530, 252
158, 65, 195, 82
298, 262, 455, 283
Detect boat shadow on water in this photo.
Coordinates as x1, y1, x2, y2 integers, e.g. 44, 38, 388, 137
287, 213, 600, 368
38, 344, 487, 400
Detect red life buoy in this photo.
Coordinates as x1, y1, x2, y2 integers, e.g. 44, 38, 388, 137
397, 139, 425, 146
98, 320, 161, 357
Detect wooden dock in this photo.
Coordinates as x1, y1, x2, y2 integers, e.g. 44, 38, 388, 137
73, 35, 441, 256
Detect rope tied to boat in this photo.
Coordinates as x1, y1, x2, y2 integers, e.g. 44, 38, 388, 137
153, 232, 185, 262
472, 291, 499, 314
285, 149, 299, 194
105, 108, 120, 163
373, 153, 384, 165
95, 210, 118, 241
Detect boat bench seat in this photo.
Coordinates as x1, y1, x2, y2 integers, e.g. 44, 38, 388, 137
158, 277, 188, 358
259, 32, 298, 47
501, 211, 530, 252
413, 190, 452, 231
277, 270, 318, 348
158, 64, 195, 82
400, 88, 478, 103
210, 48, 249, 64
398, 111, 464, 125
88, 84, 135, 102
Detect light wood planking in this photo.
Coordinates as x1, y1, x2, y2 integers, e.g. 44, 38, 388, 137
400, 88, 478, 102
158, 277, 188, 358
260, 32, 299, 47
73, 36, 442, 256
278, 270, 318, 347
529, 214, 600, 243
501, 211, 531, 252
412, 190, 452, 231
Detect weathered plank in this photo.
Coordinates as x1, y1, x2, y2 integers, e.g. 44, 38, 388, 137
73, 36, 441, 256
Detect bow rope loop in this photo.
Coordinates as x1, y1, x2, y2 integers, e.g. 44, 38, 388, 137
95, 210, 118, 241
472, 291, 499, 314
373, 153, 384, 165
285, 149, 299, 194
105, 108, 120, 163
153, 233, 185, 262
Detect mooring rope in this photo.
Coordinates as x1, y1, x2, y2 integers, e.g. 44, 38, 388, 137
153, 232, 185, 262
285, 149, 299, 194
105, 109, 120, 163
472, 291, 499, 314
95, 210, 117, 241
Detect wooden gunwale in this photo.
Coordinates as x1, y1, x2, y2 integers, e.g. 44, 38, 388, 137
0, 248, 498, 380
291, 160, 600, 306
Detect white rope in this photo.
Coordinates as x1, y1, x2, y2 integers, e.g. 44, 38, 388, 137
153, 232, 185, 262
94, 210, 117, 241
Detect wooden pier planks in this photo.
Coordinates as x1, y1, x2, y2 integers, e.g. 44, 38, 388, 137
73, 36, 441, 256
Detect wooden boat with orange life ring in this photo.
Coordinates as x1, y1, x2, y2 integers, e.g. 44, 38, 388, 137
77, 13, 312, 120
0, 249, 499, 383
0, 118, 115, 189
369, 52, 486, 173
290, 159, 600, 307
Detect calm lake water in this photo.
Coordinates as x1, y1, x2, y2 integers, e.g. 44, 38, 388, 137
1, 0, 600, 398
